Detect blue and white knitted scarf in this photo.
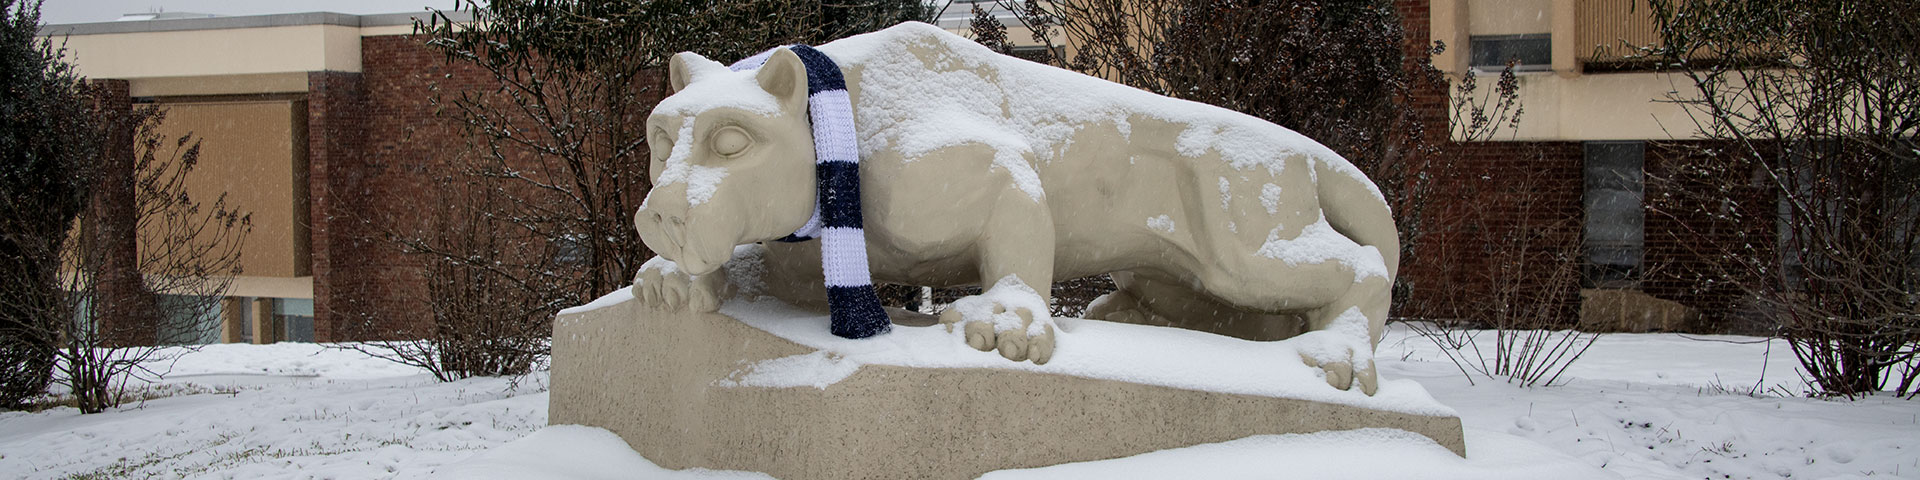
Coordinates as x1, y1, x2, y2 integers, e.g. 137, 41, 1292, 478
731, 45, 890, 339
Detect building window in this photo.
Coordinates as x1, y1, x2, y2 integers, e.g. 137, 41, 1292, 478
554, 233, 590, 266
1471, 34, 1552, 71
1009, 45, 1057, 63
231, 297, 253, 343
275, 298, 315, 342
157, 294, 224, 345
1584, 141, 1645, 288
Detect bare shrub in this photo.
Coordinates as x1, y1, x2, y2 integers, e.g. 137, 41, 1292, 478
1638, 0, 1920, 398
5, 104, 250, 414
346, 180, 556, 382
1406, 60, 1600, 387
1409, 157, 1598, 387
357, 1, 932, 379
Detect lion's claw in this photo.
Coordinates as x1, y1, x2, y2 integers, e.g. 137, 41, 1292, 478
632, 257, 729, 313
1294, 331, 1379, 395
939, 277, 1057, 364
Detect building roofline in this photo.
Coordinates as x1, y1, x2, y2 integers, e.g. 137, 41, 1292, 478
39, 10, 474, 36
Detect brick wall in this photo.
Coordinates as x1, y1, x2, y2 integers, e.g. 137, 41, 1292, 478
1398, 140, 1587, 322
1397, 138, 1769, 331
86, 79, 162, 346
308, 69, 374, 342
311, 35, 666, 341
310, 35, 497, 341
1643, 141, 1776, 332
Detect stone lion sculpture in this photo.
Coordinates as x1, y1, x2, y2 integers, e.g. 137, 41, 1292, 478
632, 22, 1398, 395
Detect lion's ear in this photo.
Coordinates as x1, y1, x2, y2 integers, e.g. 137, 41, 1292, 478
756, 48, 809, 107
669, 52, 723, 94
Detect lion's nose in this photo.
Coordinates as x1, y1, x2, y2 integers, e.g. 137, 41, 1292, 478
656, 212, 688, 249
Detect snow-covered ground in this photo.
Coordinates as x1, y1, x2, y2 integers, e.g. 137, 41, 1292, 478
2, 327, 1915, 479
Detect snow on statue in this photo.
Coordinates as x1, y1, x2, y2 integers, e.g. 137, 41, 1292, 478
632, 22, 1399, 395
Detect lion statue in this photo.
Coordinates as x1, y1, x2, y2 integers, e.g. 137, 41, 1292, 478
632, 22, 1398, 395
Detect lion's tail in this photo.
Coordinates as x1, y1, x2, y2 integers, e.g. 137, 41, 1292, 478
1316, 159, 1400, 280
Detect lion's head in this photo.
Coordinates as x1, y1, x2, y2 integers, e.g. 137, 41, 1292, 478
636, 49, 818, 276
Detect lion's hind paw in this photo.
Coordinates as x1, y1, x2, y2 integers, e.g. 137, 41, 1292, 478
1290, 329, 1380, 396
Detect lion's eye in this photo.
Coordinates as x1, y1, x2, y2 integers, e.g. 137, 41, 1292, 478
711, 126, 751, 157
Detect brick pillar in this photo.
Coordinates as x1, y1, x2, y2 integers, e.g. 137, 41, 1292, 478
85, 79, 160, 347
307, 71, 366, 343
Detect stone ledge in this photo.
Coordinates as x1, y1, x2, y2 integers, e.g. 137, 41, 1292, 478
551, 294, 1464, 480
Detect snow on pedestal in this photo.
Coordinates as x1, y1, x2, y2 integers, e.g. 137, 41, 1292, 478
549, 287, 1464, 480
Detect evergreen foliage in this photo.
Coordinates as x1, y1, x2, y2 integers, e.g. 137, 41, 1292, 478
0, 0, 97, 409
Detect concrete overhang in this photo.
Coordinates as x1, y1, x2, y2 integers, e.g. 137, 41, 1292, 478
39, 10, 473, 79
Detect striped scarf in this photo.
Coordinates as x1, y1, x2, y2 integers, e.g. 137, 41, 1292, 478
732, 45, 890, 339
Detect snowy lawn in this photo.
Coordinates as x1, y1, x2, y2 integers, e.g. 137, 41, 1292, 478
2, 327, 1916, 479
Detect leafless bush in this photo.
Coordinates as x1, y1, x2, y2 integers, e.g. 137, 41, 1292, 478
347, 180, 557, 382
3, 105, 250, 413
1408, 59, 1598, 387
1409, 162, 1598, 387
1638, 0, 1920, 398
363, 0, 931, 381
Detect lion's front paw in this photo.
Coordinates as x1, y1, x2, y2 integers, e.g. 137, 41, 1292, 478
938, 276, 1056, 364
633, 256, 729, 312
1290, 330, 1379, 396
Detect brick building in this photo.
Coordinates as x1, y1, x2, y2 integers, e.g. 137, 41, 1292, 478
45, 2, 1747, 345
41, 11, 611, 343
1398, 0, 1755, 332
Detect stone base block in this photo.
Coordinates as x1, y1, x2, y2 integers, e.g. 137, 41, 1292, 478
551, 293, 1464, 480
1580, 288, 1699, 333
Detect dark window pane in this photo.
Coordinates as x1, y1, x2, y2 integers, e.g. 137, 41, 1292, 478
1471, 34, 1552, 69
1010, 45, 1055, 63
157, 294, 222, 345
1584, 141, 1646, 287
554, 233, 589, 266
275, 298, 315, 342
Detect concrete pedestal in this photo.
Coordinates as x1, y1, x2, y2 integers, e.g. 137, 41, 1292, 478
551, 294, 1464, 480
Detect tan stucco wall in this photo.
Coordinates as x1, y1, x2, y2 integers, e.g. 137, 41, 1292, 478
57, 24, 361, 79
151, 100, 307, 278
1468, 0, 1554, 35
1451, 70, 1700, 141
1439, 0, 1708, 141
1432, 0, 1472, 74
225, 275, 315, 299
129, 72, 310, 97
